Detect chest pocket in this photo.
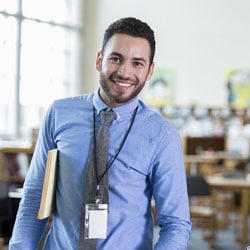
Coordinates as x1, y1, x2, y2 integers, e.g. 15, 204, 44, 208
109, 134, 156, 185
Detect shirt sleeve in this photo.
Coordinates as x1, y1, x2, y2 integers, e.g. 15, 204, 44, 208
9, 103, 57, 250
151, 126, 192, 250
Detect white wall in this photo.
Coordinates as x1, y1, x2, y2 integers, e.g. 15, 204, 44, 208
84, 0, 250, 106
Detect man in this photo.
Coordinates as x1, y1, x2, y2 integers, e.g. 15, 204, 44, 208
10, 17, 191, 249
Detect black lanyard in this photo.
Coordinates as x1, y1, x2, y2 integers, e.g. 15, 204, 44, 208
93, 106, 138, 186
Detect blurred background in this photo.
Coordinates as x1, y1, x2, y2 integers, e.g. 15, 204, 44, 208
0, 0, 250, 249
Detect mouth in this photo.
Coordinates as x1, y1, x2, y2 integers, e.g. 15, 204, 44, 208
115, 81, 132, 87
111, 77, 135, 90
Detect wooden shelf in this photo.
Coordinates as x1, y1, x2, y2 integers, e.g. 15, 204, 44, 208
182, 136, 226, 155
0, 146, 34, 182
0, 146, 34, 154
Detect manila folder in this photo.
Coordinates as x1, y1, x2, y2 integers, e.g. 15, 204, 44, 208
37, 148, 58, 219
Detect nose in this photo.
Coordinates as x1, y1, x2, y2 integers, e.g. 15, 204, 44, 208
117, 62, 132, 78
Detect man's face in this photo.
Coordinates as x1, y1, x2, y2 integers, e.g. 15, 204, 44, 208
96, 34, 154, 107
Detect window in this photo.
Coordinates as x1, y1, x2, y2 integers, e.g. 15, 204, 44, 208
0, 0, 82, 140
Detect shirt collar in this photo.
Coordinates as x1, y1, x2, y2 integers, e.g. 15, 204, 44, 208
93, 88, 139, 119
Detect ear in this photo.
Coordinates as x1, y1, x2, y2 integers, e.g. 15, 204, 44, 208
96, 51, 102, 72
146, 62, 155, 81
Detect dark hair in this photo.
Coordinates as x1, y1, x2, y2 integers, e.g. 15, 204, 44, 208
101, 17, 156, 65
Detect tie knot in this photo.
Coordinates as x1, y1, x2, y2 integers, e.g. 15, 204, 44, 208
100, 110, 116, 126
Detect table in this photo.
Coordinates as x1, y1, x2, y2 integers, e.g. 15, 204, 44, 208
8, 188, 23, 199
206, 175, 250, 247
184, 152, 247, 176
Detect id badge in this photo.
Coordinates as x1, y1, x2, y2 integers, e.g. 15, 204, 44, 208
84, 204, 108, 239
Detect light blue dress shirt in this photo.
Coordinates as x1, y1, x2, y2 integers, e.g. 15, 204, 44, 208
9, 90, 191, 250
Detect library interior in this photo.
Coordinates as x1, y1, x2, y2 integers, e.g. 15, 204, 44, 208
1, 1, 250, 249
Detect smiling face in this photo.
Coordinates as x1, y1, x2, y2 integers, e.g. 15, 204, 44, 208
96, 33, 154, 108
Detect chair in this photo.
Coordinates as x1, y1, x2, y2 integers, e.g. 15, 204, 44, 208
0, 182, 13, 245
187, 175, 217, 248
0, 237, 3, 250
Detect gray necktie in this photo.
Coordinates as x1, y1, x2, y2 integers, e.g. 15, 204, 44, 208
78, 109, 116, 250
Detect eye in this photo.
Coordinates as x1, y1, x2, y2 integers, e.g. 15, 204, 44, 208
109, 56, 121, 64
133, 60, 145, 68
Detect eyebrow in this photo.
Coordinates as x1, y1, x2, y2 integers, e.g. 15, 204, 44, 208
133, 57, 147, 64
109, 52, 147, 64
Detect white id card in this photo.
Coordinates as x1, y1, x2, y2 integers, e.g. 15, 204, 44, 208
84, 204, 108, 239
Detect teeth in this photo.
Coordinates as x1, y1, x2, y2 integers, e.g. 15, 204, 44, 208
116, 82, 131, 87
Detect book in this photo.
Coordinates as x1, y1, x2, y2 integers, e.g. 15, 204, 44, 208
37, 148, 58, 219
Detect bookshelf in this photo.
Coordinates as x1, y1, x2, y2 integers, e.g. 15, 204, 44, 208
182, 136, 226, 155
0, 146, 34, 182
160, 104, 250, 137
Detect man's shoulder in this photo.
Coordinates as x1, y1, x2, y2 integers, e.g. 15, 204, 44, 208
139, 101, 171, 124
139, 101, 179, 135
54, 94, 94, 105
50, 94, 94, 110
44, 94, 94, 119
